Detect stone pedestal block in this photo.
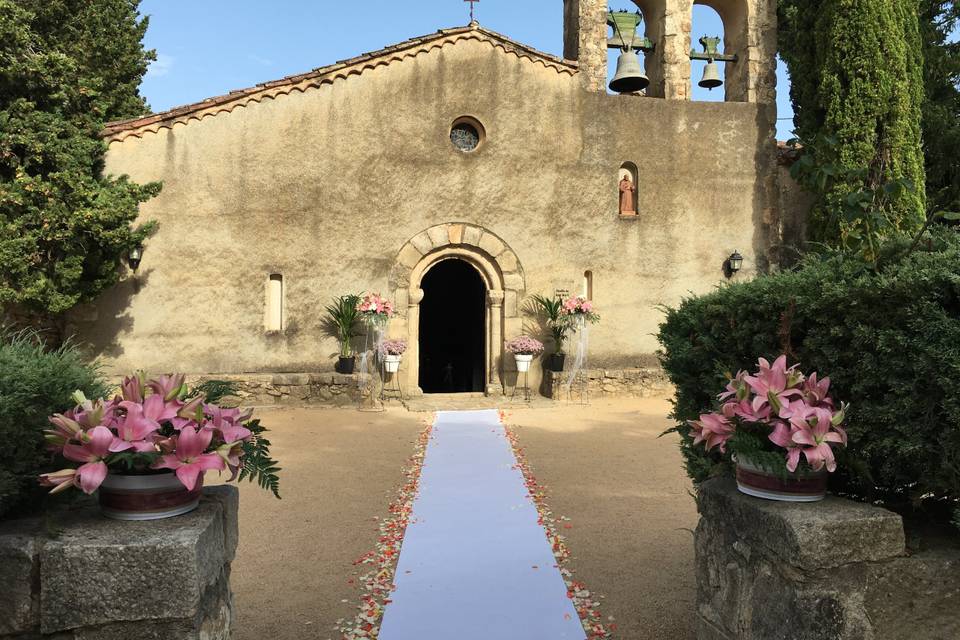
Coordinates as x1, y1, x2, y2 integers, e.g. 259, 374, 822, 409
695, 479, 960, 640
0, 486, 239, 640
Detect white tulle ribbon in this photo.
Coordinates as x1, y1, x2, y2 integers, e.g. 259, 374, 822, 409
564, 315, 588, 400
358, 315, 387, 401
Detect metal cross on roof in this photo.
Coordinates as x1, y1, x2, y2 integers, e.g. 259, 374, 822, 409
465, 0, 479, 23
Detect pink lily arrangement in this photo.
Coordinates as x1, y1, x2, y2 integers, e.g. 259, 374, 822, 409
688, 356, 849, 473
39, 373, 266, 495
356, 293, 395, 325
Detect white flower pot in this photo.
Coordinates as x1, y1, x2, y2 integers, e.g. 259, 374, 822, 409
514, 354, 534, 372
383, 354, 402, 373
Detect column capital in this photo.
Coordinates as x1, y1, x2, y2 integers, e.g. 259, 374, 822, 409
409, 288, 425, 305
487, 290, 505, 305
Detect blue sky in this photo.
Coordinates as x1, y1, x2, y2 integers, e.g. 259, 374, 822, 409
140, 1, 796, 137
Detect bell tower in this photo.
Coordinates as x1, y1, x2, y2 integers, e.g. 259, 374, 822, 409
563, 0, 778, 104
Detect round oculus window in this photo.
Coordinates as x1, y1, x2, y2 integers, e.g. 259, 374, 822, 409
450, 117, 484, 152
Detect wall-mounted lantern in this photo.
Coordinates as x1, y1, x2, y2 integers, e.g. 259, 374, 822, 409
127, 245, 144, 271
607, 10, 652, 94
691, 35, 738, 91
724, 250, 744, 278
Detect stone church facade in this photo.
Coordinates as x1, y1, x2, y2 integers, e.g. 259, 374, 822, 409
73, 0, 799, 398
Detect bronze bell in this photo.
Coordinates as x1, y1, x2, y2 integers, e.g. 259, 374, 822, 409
609, 49, 649, 94
699, 60, 723, 90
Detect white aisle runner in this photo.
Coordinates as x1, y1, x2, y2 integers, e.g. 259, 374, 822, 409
379, 410, 587, 640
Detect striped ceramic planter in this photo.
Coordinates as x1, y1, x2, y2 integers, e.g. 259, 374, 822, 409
734, 456, 828, 503
98, 472, 202, 521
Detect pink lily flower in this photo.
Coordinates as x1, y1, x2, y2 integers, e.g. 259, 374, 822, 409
61, 426, 114, 493
171, 395, 204, 430
216, 441, 245, 481
688, 411, 735, 453
148, 374, 186, 402
120, 373, 145, 402
768, 421, 804, 472
39, 468, 81, 494
718, 371, 750, 403
802, 372, 834, 408
109, 401, 161, 452
745, 355, 803, 418
44, 413, 83, 448
790, 408, 846, 472
141, 393, 179, 423
151, 426, 225, 491
205, 404, 252, 443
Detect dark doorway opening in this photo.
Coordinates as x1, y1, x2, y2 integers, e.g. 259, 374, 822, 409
419, 259, 486, 393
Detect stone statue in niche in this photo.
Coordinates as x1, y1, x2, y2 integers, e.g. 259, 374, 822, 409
619, 174, 636, 215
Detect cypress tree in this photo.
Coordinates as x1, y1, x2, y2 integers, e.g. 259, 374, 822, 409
0, 0, 160, 332
779, 0, 927, 246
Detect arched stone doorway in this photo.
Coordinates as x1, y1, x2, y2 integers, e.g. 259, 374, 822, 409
419, 259, 486, 393
389, 223, 525, 396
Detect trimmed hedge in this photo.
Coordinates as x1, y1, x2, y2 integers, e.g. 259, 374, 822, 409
0, 330, 107, 518
658, 230, 960, 521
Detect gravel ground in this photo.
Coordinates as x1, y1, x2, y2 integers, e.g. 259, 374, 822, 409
227, 398, 696, 640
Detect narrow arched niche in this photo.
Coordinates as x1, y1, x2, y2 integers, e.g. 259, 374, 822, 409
618, 162, 640, 216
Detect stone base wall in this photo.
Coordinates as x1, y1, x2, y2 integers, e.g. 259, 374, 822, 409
188, 373, 371, 407
546, 368, 672, 399
695, 479, 960, 640
187, 367, 672, 407
0, 486, 239, 640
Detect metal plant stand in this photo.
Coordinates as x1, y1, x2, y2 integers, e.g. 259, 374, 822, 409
379, 362, 404, 404
510, 369, 531, 403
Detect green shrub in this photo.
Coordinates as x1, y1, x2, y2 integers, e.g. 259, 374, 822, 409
0, 329, 107, 518
658, 230, 960, 523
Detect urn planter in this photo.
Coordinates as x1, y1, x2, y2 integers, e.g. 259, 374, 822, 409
383, 354, 402, 373
98, 471, 202, 520
547, 353, 566, 372
514, 353, 534, 372
337, 355, 356, 374
734, 455, 828, 502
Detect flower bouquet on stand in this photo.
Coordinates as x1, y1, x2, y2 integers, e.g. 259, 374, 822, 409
505, 336, 544, 373
560, 296, 599, 404
688, 356, 849, 502
39, 373, 281, 520
560, 296, 600, 328
355, 293, 396, 410
356, 293, 395, 329
378, 339, 407, 373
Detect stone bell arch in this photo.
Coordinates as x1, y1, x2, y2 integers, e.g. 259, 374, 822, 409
389, 223, 526, 397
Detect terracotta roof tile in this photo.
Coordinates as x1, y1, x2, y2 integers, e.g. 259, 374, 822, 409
104, 24, 577, 143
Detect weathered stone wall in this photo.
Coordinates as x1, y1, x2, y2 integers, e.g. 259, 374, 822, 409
0, 487, 238, 640
695, 479, 960, 640
188, 372, 369, 406
545, 367, 672, 399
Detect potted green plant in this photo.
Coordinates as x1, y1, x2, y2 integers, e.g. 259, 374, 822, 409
531, 294, 569, 372
324, 294, 361, 373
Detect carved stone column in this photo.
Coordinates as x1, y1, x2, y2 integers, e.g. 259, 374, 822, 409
486, 289, 505, 396
406, 288, 425, 396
